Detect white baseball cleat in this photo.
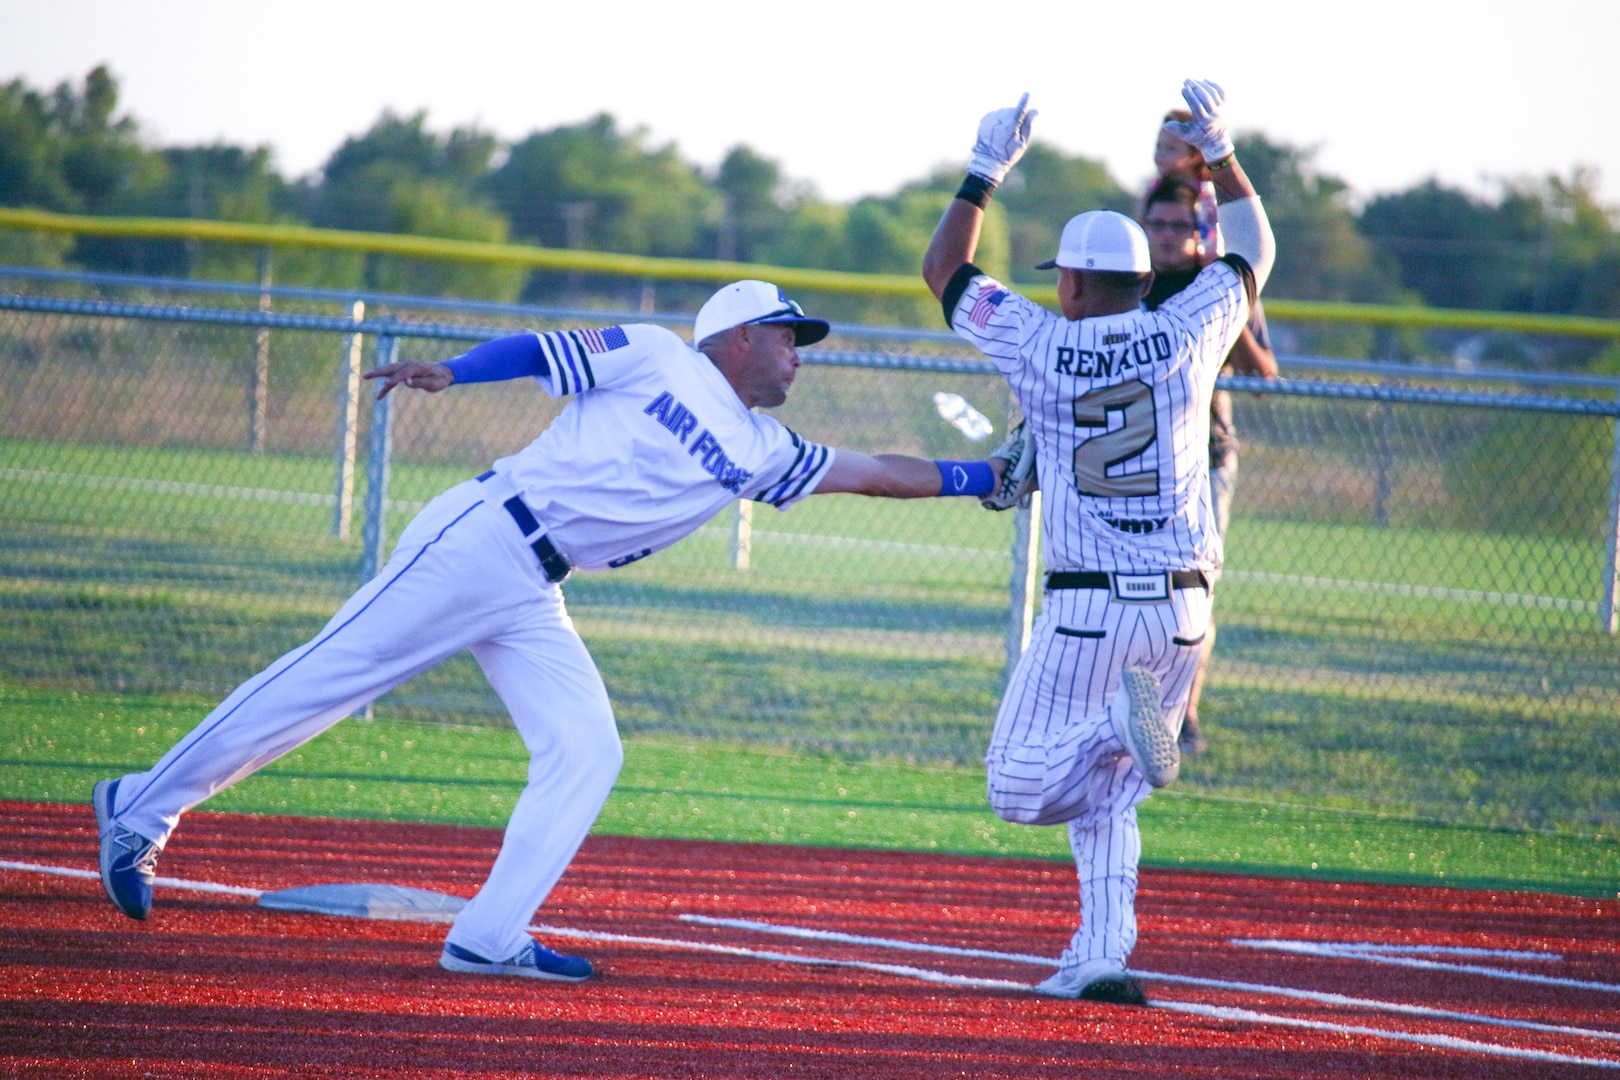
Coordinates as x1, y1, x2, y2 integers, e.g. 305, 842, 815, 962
1034, 957, 1148, 1004
1111, 668, 1179, 787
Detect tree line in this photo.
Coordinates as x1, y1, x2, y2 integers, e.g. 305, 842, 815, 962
2, 67, 1618, 365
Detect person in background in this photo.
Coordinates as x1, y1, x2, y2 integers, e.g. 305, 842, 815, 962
1144, 130, 1280, 755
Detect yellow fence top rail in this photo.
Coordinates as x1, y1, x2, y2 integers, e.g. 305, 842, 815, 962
5, 206, 1619, 339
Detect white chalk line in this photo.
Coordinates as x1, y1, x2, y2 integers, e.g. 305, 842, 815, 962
526, 921, 1028, 993
681, 913, 1054, 965
0, 858, 1014, 993
0, 859, 263, 898
13, 468, 1599, 605
682, 915, 1620, 1047
4, 467, 1002, 561
1234, 938, 1620, 994
1224, 569, 1598, 615
1155, 1000, 1620, 1072
1290, 940, 1562, 962
8, 860, 1617, 1069
0, 468, 432, 515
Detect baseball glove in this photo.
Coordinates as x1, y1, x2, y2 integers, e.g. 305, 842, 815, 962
981, 420, 1037, 511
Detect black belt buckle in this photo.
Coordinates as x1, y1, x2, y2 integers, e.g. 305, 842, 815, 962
497, 492, 572, 584
529, 533, 572, 584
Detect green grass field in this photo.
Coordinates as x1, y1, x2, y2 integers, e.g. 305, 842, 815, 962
3, 435, 1619, 838
4, 682, 1614, 898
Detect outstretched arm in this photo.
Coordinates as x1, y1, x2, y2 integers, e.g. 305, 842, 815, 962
817, 451, 1007, 499
364, 332, 551, 399
364, 359, 454, 398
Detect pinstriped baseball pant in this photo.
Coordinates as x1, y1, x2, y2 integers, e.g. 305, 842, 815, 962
108, 478, 623, 963
986, 583, 1211, 968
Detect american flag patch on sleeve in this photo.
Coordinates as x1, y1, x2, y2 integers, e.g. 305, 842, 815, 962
967, 284, 1009, 329
579, 326, 630, 354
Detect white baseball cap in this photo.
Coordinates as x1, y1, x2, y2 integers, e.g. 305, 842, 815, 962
1035, 211, 1151, 273
693, 280, 830, 347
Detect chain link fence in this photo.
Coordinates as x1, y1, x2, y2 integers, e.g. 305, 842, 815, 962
3, 269, 1618, 833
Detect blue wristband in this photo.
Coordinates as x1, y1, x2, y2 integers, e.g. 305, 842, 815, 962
444, 333, 551, 385
936, 460, 995, 497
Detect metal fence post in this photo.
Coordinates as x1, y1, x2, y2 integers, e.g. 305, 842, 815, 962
1373, 396, 1394, 527
332, 300, 366, 538
359, 332, 397, 584
248, 248, 272, 454
1004, 490, 1041, 682
1602, 386, 1620, 634
730, 499, 753, 571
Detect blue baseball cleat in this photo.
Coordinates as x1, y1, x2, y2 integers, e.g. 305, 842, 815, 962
92, 777, 161, 920
439, 938, 593, 982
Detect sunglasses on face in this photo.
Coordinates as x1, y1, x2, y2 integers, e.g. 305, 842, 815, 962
744, 300, 807, 324
1144, 218, 1198, 234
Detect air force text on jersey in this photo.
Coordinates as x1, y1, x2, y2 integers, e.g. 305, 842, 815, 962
642, 390, 754, 494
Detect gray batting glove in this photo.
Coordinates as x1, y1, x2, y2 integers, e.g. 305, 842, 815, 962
1161, 79, 1234, 163
966, 93, 1037, 185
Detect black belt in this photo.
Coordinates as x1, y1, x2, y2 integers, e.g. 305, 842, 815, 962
1046, 570, 1209, 592
477, 471, 571, 583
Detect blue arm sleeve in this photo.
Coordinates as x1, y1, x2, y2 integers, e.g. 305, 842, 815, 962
444, 333, 551, 385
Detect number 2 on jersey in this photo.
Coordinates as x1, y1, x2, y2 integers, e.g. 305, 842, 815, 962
1072, 380, 1160, 497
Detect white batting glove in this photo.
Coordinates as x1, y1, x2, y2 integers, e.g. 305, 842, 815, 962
1161, 79, 1234, 164
966, 93, 1037, 185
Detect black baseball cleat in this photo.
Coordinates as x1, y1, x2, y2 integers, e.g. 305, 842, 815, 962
93, 777, 162, 920
1078, 971, 1148, 1006
1034, 959, 1149, 1005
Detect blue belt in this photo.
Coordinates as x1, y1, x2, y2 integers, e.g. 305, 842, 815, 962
477, 470, 571, 583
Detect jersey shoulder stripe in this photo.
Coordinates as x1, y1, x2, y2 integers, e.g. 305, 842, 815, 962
536, 331, 580, 395
535, 330, 606, 396
761, 434, 811, 505
758, 429, 832, 507
776, 443, 829, 504
562, 331, 599, 389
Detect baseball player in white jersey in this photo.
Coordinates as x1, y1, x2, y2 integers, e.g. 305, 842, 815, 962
93, 279, 1008, 981
924, 81, 1275, 1002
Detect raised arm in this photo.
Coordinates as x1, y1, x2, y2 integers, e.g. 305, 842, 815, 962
923, 95, 1037, 302
1225, 324, 1278, 378
1163, 80, 1276, 293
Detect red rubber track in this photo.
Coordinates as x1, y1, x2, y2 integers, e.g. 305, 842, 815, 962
2, 800, 1616, 1078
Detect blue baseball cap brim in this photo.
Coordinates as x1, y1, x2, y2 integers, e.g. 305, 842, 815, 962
754, 315, 830, 346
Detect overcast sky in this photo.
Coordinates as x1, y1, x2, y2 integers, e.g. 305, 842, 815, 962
4, 0, 1615, 207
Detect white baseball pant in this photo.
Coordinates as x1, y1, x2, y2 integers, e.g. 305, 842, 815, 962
986, 582, 1210, 967
107, 476, 623, 962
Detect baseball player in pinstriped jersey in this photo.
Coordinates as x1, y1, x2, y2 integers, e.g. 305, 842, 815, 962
93, 279, 1010, 982
925, 81, 1276, 1002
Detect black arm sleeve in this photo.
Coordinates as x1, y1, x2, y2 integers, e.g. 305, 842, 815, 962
940, 262, 983, 329
1218, 253, 1258, 310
